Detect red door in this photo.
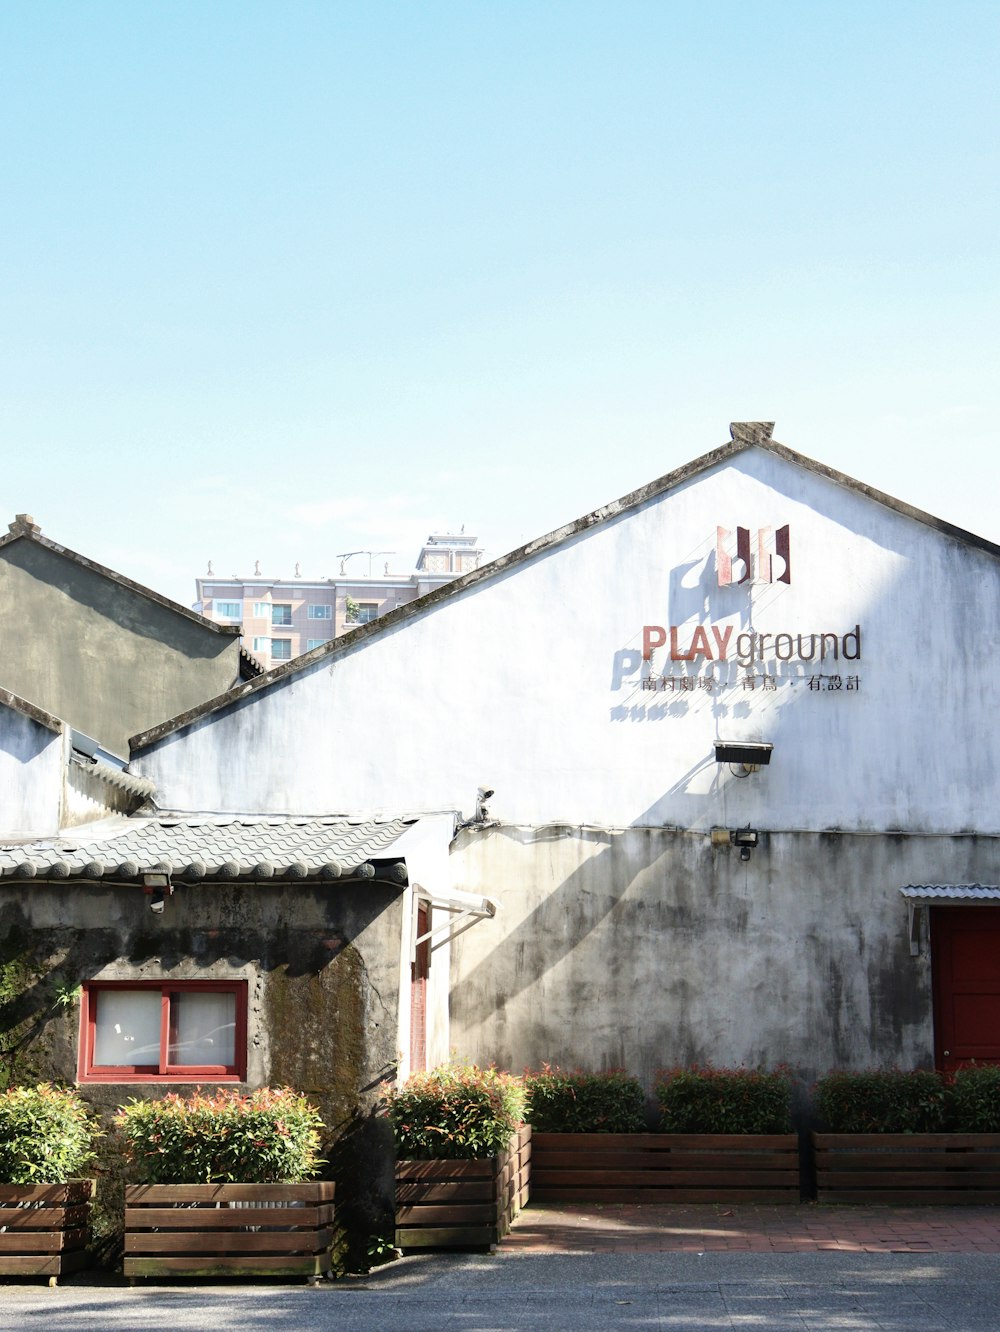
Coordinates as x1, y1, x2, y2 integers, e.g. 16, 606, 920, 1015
931, 907, 1000, 1071
409, 904, 430, 1073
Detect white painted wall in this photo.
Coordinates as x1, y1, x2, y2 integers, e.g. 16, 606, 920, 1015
0, 706, 66, 838
390, 816, 455, 1076
134, 447, 1000, 837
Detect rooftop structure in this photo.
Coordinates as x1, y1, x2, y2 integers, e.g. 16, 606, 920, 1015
195, 532, 483, 663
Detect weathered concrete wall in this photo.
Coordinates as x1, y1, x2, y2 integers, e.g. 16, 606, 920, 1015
0, 540, 241, 756
447, 826, 999, 1088
0, 879, 403, 1254
134, 447, 1000, 835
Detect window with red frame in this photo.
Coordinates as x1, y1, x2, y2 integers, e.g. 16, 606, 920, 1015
78, 981, 247, 1082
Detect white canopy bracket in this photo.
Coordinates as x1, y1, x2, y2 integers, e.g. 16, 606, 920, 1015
411, 885, 497, 960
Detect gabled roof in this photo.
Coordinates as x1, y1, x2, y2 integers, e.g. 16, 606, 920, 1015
0, 813, 413, 883
0, 515, 241, 639
0, 687, 155, 807
68, 752, 157, 803
130, 422, 1000, 752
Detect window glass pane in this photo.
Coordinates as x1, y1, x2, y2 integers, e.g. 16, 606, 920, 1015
271, 639, 292, 660
271, 604, 292, 626
356, 603, 378, 624
169, 991, 236, 1067
252, 637, 270, 652
308, 604, 332, 619
93, 990, 161, 1065
215, 601, 242, 618
252, 602, 270, 617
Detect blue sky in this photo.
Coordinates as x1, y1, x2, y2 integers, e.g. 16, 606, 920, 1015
1, 2, 997, 604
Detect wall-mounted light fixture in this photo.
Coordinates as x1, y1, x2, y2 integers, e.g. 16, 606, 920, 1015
455, 787, 499, 834
715, 741, 773, 777
143, 871, 173, 914
731, 826, 759, 861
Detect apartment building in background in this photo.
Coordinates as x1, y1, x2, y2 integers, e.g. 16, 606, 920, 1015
195, 532, 483, 664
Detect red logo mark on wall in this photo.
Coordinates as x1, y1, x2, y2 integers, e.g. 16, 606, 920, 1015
717, 525, 791, 586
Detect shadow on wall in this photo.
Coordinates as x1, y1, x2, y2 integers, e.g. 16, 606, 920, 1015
0, 541, 235, 659
448, 827, 640, 1069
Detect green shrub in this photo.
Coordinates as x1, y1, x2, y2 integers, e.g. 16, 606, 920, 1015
523, 1066, 646, 1132
115, 1087, 324, 1184
0, 1083, 98, 1184
656, 1065, 793, 1134
949, 1065, 1000, 1132
388, 1062, 526, 1160
813, 1069, 947, 1133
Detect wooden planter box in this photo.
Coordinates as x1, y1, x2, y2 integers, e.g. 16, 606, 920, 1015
124, 1181, 335, 1280
0, 1180, 94, 1281
531, 1132, 800, 1203
395, 1125, 532, 1251
813, 1132, 1000, 1203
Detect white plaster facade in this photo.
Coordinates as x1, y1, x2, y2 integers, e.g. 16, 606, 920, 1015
0, 696, 67, 839
136, 441, 1000, 835
128, 428, 1000, 1084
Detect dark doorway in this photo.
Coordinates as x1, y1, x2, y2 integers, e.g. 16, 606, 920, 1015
931, 906, 1000, 1071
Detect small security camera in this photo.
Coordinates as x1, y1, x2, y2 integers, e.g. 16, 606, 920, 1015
471, 786, 495, 826
148, 890, 166, 914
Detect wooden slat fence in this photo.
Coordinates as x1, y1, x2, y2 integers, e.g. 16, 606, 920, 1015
531, 1132, 800, 1203
0, 1181, 94, 1279
124, 1181, 335, 1279
813, 1132, 1000, 1203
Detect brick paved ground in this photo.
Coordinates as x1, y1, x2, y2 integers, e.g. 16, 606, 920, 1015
506, 1202, 1000, 1253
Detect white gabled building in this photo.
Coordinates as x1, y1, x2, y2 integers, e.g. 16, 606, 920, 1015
114, 422, 1000, 1087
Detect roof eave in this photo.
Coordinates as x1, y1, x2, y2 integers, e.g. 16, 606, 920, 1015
0, 687, 65, 734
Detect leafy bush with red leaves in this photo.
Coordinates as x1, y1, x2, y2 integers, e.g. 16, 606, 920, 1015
115, 1086, 324, 1183
656, 1065, 793, 1134
523, 1065, 647, 1132
0, 1083, 99, 1183
388, 1062, 526, 1160
812, 1069, 947, 1133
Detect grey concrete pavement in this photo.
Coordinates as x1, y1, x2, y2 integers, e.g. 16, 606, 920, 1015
3, 1251, 1000, 1330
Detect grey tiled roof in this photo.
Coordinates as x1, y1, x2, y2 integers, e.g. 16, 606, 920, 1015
900, 884, 1000, 901
70, 754, 157, 801
0, 815, 413, 884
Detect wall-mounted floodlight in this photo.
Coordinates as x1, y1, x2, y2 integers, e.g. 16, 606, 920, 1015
143, 871, 173, 914
715, 742, 773, 768
731, 826, 759, 862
